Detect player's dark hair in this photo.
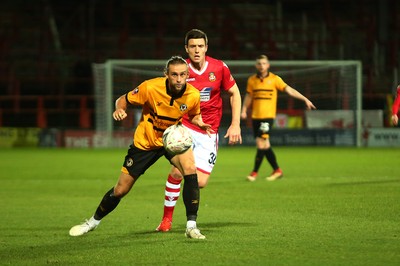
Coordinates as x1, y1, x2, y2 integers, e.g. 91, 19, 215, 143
184, 29, 208, 46
164, 55, 188, 73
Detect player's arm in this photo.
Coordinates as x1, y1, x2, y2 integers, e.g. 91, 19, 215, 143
392, 114, 399, 126
240, 92, 252, 119
225, 83, 242, 144
391, 85, 400, 125
188, 113, 213, 136
284, 85, 316, 110
113, 94, 129, 121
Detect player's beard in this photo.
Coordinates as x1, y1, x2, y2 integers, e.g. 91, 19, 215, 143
172, 83, 183, 92
168, 83, 185, 97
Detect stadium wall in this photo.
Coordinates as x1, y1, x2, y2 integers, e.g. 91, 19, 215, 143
1, 125, 399, 148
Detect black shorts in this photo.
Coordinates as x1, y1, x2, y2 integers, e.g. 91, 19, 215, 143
122, 144, 174, 178
252, 118, 275, 139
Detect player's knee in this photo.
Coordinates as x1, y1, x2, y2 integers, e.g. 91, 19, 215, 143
113, 183, 132, 198
182, 164, 197, 176
170, 168, 183, 180
197, 174, 209, 188
112, 187, 127, 198
257, 138, 270, 149
198, 180, 208, 188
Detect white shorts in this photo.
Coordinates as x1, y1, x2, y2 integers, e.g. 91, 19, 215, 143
186, 126, 218, 175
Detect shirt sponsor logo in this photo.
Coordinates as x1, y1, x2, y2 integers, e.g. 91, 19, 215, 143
200, 87, 212, 102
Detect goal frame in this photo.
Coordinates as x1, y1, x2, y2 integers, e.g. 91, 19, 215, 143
94, 59, 363, 147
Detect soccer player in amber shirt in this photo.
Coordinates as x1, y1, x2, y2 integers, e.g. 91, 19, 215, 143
69, 56, 211, 239
241, 55, 316, 181
156, 29, 242, 232
391, 85, 400, 126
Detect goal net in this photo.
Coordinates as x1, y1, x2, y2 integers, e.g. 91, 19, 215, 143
92, 59, 362, 147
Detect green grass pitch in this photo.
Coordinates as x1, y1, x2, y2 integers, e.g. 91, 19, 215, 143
0, 146, 399, 265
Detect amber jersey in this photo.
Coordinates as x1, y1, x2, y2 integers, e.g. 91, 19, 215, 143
126, 77, 201, 150
246, 72, 287, 119
182, 56, 236, 133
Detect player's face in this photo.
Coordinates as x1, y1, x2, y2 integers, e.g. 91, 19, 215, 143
185, 38, 208, 65
255, 58, 270, 74
166, 64, 189, 93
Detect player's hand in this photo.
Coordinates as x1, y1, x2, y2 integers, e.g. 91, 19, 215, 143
305, 99, 316, 110
190, 114, 214, 136
113, 109, 127, 121
392, 114, 398, 126
197, 122, 214, 137
240, 112, 247, 119
224, 124, 242, 145
203, 125, 215, 137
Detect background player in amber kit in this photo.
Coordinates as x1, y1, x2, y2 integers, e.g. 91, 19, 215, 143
156, 29, 242, 232
391, 84, 400, 126
241, 55, 316, 181
69, 56, 211, 239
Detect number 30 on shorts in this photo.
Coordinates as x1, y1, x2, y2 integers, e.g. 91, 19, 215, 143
208, 152, 216, 165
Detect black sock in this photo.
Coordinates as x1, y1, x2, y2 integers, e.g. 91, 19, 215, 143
182, 174, 199, 221
265, 148, 279, 170
94, 187, 121, 220
253, 149, 266, 172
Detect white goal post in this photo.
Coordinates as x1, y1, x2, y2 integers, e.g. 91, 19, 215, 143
92, 59, 362, 147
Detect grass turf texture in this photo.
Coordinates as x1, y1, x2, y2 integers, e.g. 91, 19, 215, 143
0, 146, 399, 265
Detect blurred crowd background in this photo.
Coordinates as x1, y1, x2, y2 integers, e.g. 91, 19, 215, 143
0, 0, 399, 129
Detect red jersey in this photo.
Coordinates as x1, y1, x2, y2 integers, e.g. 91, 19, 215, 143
392, 85, 400, 115
182, 56, 236, 133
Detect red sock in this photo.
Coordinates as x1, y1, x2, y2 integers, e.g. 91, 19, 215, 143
163, 175, 182, 221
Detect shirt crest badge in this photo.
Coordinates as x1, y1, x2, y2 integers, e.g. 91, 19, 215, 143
131, 87, 139, 95
180, 104, 188, 111
209, 72, 216, 82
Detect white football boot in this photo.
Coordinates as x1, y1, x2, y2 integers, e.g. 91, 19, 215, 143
69, 217, 100, 236
185, 227, 206, 239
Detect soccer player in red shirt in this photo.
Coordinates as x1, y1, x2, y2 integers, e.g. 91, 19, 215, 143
156, 29, 242, 232
391, 85, 400, 126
